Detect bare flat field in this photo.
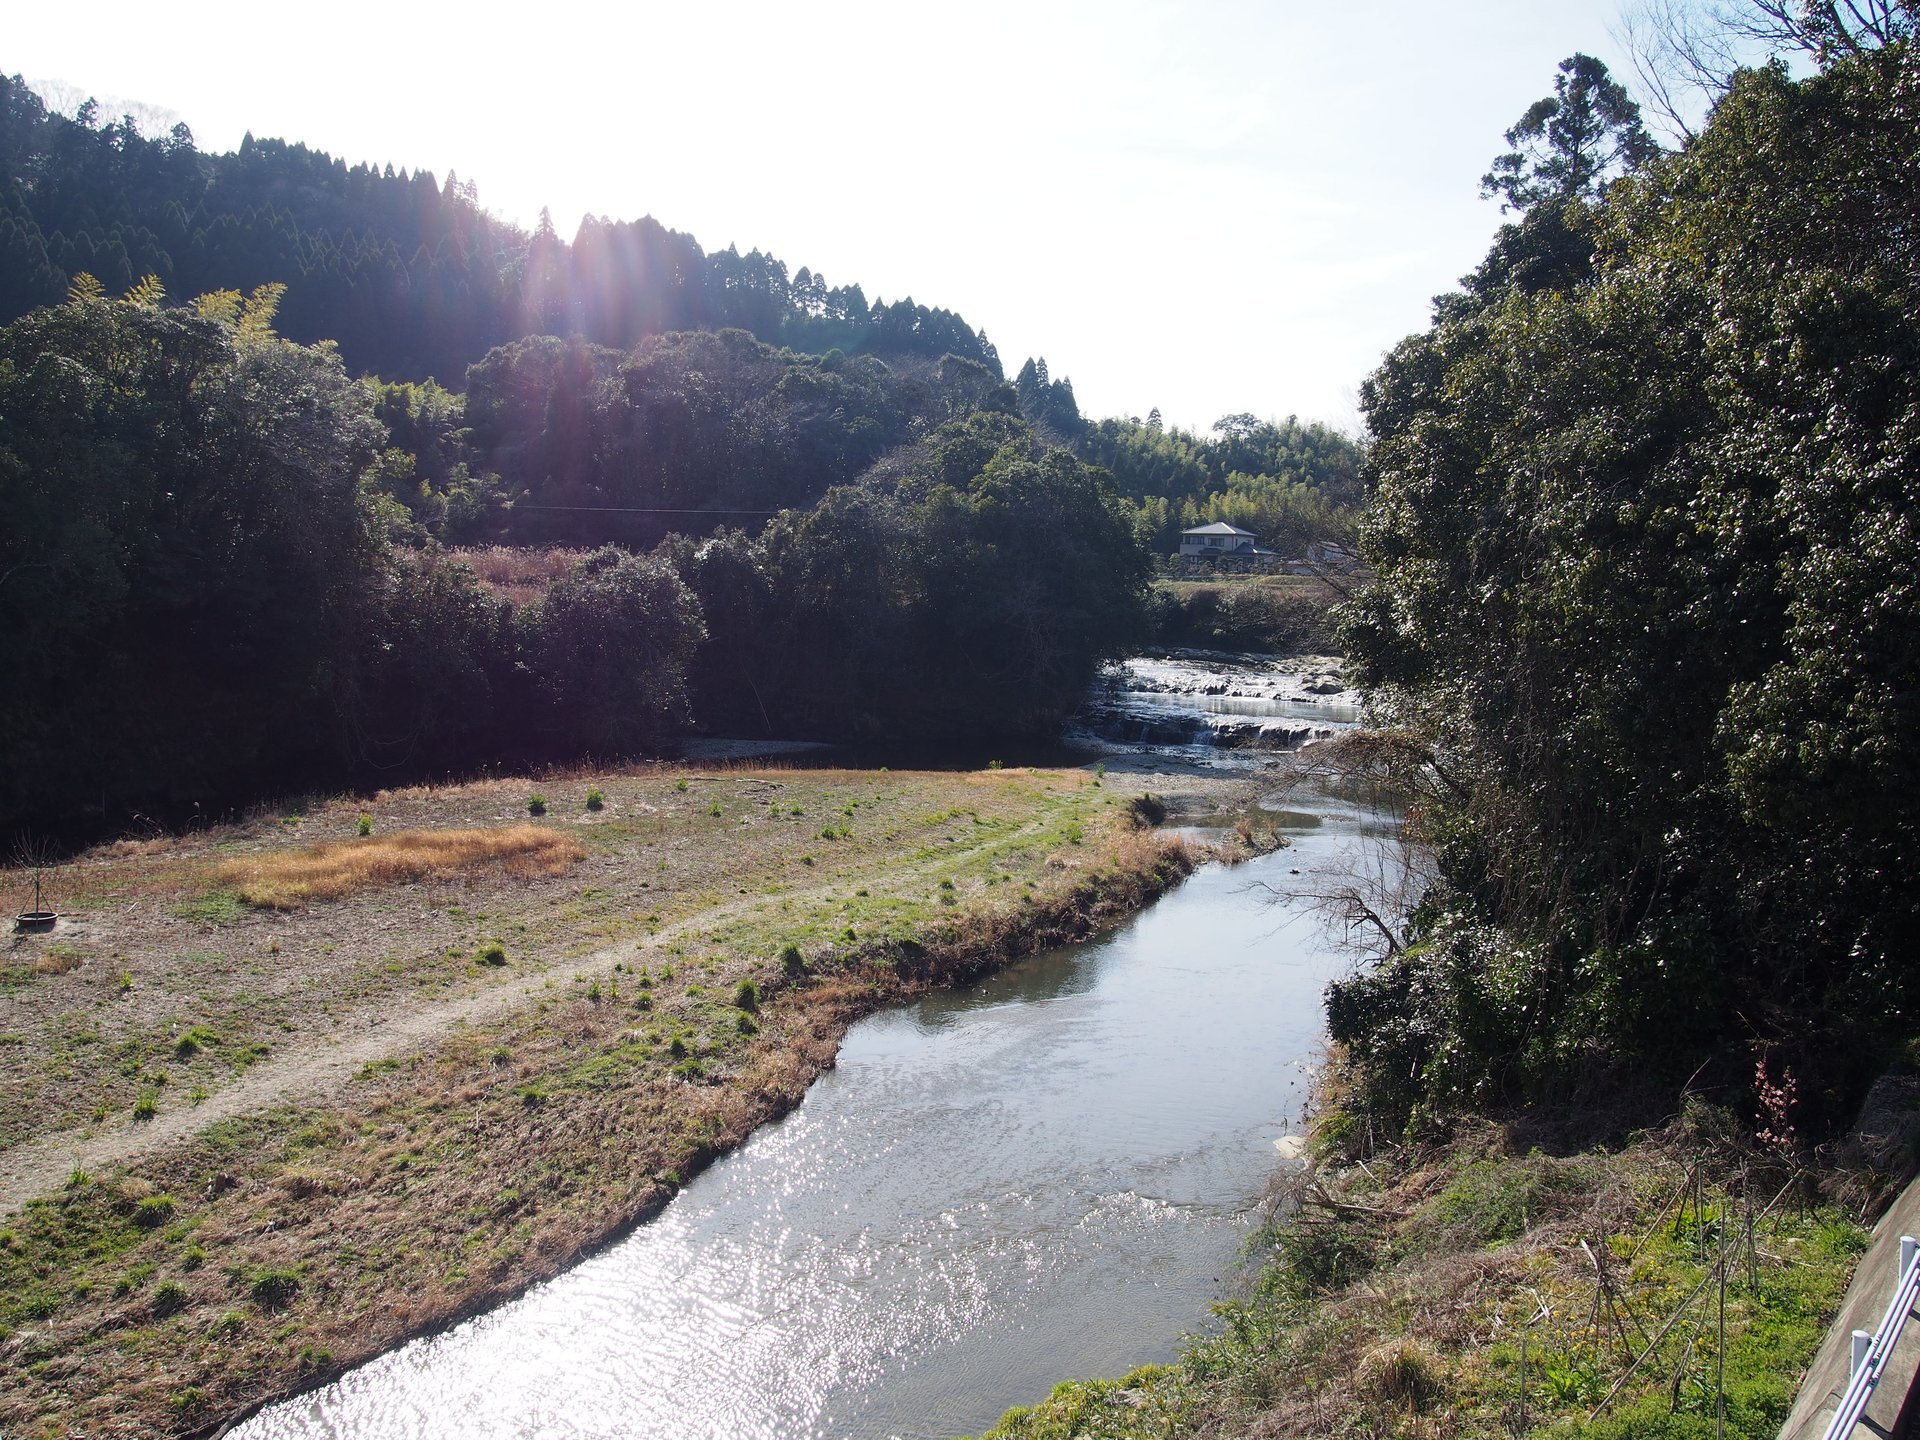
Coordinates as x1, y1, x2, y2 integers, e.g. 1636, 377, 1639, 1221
0, 761, 1225, 1437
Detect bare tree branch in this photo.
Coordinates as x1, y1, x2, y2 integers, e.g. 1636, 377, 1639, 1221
1249, 743, 1436, 965
1617, 0, 1911, 144
1618, 0, 1734, 139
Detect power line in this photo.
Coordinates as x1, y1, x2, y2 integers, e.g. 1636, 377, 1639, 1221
508, 504, 780, 515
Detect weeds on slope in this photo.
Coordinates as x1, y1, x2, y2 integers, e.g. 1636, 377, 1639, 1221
978, 1102, 1867, 1440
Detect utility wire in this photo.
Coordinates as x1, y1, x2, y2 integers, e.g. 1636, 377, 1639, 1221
507, 504, 779, 515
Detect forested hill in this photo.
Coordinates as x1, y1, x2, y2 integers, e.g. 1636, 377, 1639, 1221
0, 73, 998, 383
1079, 411, 1363, 554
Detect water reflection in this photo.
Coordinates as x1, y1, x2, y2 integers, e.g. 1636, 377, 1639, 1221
237, 799, 1385, 1440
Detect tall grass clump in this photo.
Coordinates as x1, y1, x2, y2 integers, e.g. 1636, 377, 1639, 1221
248, 1269, 301, 1310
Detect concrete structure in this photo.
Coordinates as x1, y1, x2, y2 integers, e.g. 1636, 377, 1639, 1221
1781, 1174, 1920, 1439
1305, 540, 1360, 572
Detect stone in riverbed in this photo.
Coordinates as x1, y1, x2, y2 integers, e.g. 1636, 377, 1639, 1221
1207, 719, 1317, 750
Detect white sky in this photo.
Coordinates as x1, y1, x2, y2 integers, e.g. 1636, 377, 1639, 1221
11, 0, 1652, 432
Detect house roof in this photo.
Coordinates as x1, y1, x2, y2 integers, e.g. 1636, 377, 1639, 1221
1182, 522, 1257, 537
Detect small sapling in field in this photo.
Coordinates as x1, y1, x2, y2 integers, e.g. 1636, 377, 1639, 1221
585, 787, 605, 811
527, 794, 547, 816
151, 1280, 189, 1317
249, 1269, 301, 1310
357, 814, 373, 837
173, 1025, 217, 1059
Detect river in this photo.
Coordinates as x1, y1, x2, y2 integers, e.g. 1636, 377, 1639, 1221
236, 659, 1386, 1440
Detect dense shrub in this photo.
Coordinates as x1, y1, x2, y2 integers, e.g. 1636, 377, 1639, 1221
0, 295, 381, 834
345, 550, 520, 772
0, 297, 712, 838
1147, 581, 1339, 653
670, 412, 1149, 743
1, 302, 1148, 839
522, 547, 704, 751
1338, 41, 1920, 1134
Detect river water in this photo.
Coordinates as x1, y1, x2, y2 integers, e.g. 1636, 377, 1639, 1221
238, 679, 1386, 1440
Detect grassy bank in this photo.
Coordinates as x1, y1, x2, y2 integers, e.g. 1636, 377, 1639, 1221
975, 1096, 1867, 1440
0, 763, 1210, 1438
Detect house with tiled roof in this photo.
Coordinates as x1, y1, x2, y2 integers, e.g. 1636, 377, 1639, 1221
1177, 522, 1275, 559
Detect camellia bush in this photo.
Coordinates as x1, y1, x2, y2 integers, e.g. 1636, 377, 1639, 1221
1336, 41, 1920, 1134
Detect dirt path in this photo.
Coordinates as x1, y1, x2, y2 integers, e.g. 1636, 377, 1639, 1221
0, 813, 1081, 1216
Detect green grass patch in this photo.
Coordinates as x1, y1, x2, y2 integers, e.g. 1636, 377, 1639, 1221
170, 891, 246, 926
173, 1024, 220, 1059
249, 1267, 301, 1309
1420, 1152, 1602, 1251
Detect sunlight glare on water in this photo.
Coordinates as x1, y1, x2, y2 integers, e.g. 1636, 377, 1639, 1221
237, 790, 1387, 1440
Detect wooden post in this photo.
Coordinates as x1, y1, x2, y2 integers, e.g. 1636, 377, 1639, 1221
1717, 1216, 1728, 1440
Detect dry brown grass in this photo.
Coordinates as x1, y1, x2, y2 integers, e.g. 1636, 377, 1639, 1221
106, 837, 190, 859
31, 946, 84, 976
218, 824, 586, 908
1353, 1336, 1445, 1411
447, 546, 587, 603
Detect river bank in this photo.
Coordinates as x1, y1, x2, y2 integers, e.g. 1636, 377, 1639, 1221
0, 762, 1243, 1439
232, 803, 1377, 1439
974, 1077, 1880, 1440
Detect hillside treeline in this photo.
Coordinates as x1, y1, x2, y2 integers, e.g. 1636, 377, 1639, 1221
0, 294, 1140, 839
0, 74, 996, 385
362, 341, 1366, 558
1336, 38, 1920, 1135
1080, 412, 1364, 556
1, 70, 1362, 564
366, 329, 1009, 548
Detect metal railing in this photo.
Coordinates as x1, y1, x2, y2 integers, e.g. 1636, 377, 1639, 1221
1822, 1234, 1920, 1440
